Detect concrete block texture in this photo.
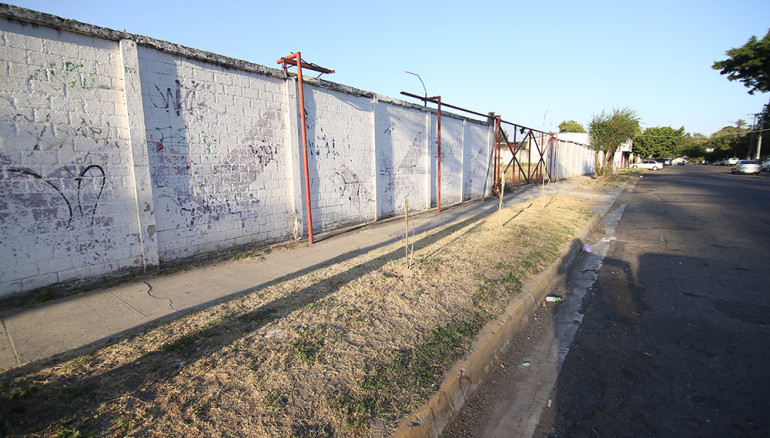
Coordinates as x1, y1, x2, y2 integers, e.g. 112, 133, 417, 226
0, 6, 595, 298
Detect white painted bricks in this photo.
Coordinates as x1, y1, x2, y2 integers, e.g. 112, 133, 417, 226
0, 8, 592, 299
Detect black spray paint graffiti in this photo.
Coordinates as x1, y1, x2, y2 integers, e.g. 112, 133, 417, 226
13, 113, 119, 153
333, 164, 371, 205
7, 165, 105, 227
149, 80, 210, 117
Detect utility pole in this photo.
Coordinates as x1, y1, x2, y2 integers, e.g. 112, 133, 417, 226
750, 113, 763, 160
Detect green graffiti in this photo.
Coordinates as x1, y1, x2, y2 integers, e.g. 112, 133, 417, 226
28, 59, 96, 91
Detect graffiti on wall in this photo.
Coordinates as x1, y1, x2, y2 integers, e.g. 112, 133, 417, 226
149, 79, 212, 118
12, 113, 121, 153
380, 134, 425, 210
333, 164, 371, 206
28, 60, 96, 92
5, 163, 105, 228
149, 120, 282, 231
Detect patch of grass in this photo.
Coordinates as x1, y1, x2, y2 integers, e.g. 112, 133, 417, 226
264, 391, 287, 408
333, 314, 490, 430
117, 417, 135, 431
61, 382, 97, 403
306, 301, 323, 311
3, 383, 37, 400
46, 416, 92, 438
291, 327, 325, 366
162, 333, 197, 353
34, 288, 54, 303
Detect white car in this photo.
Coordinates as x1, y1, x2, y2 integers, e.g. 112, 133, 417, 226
732, 160, 761, 175
632, 160, 661, 170
761, 158, 770, 172
726, 157, 740, 166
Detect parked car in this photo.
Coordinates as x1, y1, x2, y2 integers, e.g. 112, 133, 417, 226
732, 160, 761, 175
726, 157, 740, 166
761, 158, 770, 172
632, 160, 661, 170
653, 158, 667, 167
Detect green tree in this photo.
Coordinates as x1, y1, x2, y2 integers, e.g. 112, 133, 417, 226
558, 120, 587, 133
633, 126, 686, 159
712, 30, 770, 95
681, 132, 709, 161
705, 125, 752, 160
588, 107, 640, 178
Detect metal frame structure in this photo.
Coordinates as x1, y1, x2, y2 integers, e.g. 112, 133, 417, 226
277, 53, 334, 244
400, 91, 557, 199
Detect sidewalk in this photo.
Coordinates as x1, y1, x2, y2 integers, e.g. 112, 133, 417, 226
0, 176, 621, 371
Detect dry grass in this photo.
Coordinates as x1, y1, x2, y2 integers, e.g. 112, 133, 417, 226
0, 195, 598, 438
578, 169, 641, 191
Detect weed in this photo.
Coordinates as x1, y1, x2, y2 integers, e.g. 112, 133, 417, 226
306, 301, 323, 311
3, 383, 37, 400
162, 333, 197, 353
61, 382, 97, 402
228, 340, 245, 353
292, 327, 325, 366
117, 417, 134, 431
46, 416, 91, 438
34, 288, 54, 303
471, 285, 496, 306
333, 314, 490, 430
264, 391, 287, 408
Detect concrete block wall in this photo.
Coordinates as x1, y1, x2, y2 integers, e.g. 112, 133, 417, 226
303, 85, 376, 233
0, 16, 144, 295
0, 5, 594, 299
375, 102, 430, 217
137, 48, 292, 263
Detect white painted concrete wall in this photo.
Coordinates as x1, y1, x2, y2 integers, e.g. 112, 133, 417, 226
0, 6, 595, 299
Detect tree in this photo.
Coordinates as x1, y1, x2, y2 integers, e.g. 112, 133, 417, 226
633, 126, 685, 159
558, 120, 587, 133
712, 30, 770, 95
588, 107, 640, 178
681, 132, 709, 161
704, 125, 752, 159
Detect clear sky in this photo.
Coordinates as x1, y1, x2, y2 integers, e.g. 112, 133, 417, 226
5, 0, 770, 135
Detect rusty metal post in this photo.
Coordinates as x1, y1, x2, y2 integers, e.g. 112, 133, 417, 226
295, 54, 314, 244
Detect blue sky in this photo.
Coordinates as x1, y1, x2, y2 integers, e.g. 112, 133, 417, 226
6, 0, 770, 135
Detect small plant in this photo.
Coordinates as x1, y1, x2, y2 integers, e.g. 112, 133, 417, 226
292, 327, 325, 366
117, 417, 134, 431
264, 391, 287, 408
228, 340, 245, 353
34, 288, 54, 303
3, 384, 37, 400
162, 333, 197, 353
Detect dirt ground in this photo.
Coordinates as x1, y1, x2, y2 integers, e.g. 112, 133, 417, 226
0, 180, 625, 437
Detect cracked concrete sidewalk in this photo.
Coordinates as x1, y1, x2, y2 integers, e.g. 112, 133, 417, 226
0, 176, 621, 371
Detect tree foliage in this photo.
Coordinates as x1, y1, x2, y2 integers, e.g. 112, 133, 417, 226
712, 29, 770, 95
558, 120, 587, 133
704, 125, 753, 160
588, 107, 640, 178
633, 126, 685, 159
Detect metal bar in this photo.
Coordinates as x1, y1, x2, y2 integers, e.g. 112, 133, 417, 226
296, 54, 314, 244
400, 91, 550, 136
278, 52, 315, 244
277, 56, 335, 74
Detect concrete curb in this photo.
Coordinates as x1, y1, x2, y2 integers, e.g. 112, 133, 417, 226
394, 183, 626, 437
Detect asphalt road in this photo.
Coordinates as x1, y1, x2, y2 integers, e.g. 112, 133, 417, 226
443, 165, 770, 437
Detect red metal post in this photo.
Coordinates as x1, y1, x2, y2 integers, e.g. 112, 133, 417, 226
295, 54, 314, 244
277, 52, 314, 244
